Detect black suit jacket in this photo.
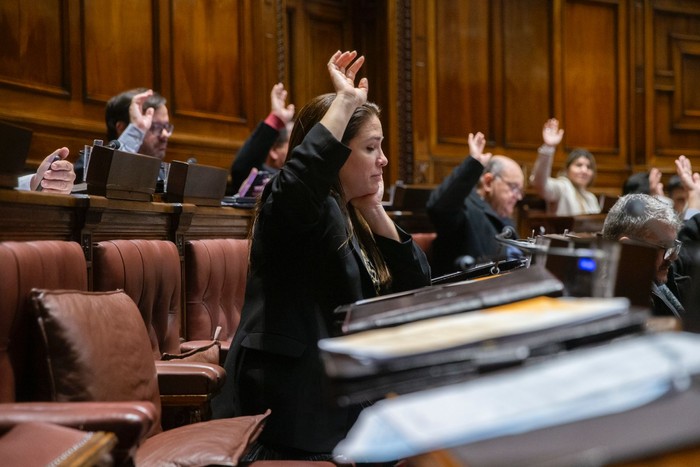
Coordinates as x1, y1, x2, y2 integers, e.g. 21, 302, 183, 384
212, 123, 431, 454
426, 156, 518, 276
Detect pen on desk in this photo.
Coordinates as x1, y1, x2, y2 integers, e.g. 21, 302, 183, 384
35, 154, 62, 192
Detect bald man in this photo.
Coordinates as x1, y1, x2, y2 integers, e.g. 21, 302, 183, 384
427, 132, 524, 276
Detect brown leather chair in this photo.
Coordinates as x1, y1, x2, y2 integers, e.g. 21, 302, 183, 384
182, 238, 250, 363
0, 240, 156, 465
0, 422, 117, 467
92, 239, 225, 428
411, 232, 436, 268
30, 288, 270, 467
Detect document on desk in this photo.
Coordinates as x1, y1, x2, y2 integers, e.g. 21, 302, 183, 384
334, 332, 700, 463
321, 296, 630, 359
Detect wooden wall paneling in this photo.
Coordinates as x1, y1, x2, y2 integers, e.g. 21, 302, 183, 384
287, 0, 353, 110
501, 0, 552, 156
385, 0, 403, 185
349, 0, 393, 184
432, 0, 491, 153
561, 0, 628, 191
166, 0, 252, 170
647, 0, 700, 173
411, 0, 430, 184
170, 0, 244, 123
0, 0, 97, 168
417, 0, 489, 182
82, 0, 156, 103
630, 0, 646, 167
248, 0, 286, 120
0, 0, 66, 94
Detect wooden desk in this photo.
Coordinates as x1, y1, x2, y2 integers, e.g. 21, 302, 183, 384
0, 189, 87, 242
0, 189, 253, 247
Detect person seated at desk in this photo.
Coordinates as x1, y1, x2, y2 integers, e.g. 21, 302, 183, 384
426, 132, 524, 276
76, 88, 173, 188
530, 118, 601, 216
16, 147, 75, 194
602, 155, 700, 323
212, 50, 431, 460
229, 83, 295, 196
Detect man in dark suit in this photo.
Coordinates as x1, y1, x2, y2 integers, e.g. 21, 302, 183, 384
427, 131, 525, 276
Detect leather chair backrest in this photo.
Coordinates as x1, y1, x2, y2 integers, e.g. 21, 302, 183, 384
92, 240, 181, 358
0, 241, 87, 403
411, 232, 436, 264
184, 239, 249, 353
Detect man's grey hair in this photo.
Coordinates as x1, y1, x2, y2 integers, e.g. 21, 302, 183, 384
483, 157, 506, 177
602, 193, 681, 240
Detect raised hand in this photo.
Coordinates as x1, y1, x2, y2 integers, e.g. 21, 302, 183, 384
270, 83, 295, 124
130, 89, 155, 133
648, 167, 664, 197
468, 132, 492, 166
327, 50, 368, 107
542, 118, 564, 147
675, 155, 700, 210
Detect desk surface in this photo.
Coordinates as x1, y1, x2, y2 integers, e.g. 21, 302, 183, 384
0, 189, 253, 243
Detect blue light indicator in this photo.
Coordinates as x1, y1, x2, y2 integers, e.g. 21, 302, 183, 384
578, 257, 597, 272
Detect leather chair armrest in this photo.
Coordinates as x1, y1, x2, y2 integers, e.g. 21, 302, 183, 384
0, 401, 157, 466
180, 339, 231, 365
155, 361, 226, 397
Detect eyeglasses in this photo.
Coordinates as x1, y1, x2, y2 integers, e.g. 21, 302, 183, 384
494, 174, 524, 197
149, 123, 174, 135
632, 238, 682, 261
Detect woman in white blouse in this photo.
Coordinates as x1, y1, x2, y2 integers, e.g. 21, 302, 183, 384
530, 118, 601, 216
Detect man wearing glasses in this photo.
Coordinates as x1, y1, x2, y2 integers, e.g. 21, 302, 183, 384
602, 155, 700, 321
427, 131, 525, 276
75, 88, 174, 189
105, 88, 173, 160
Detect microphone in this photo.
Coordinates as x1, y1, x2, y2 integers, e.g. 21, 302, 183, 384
454, 255, 476, 271
498, 225, 517, 239
105, 139, 121, 150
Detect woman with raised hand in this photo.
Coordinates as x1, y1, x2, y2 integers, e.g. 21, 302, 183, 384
530, 118, 601, 215
213, 50, 431, 460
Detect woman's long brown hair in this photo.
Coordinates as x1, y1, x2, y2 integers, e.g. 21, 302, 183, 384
257, 93, 392, 292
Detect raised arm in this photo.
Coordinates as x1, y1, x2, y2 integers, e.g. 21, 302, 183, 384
129, 89, 155, 133
270, 83, 295, 126
530, 118, 564, 196
468, 131, 492, 166
116, 89, 154, 153
648, 168, 665, 197
320, 51, 368, 140
675, 155, 700, 211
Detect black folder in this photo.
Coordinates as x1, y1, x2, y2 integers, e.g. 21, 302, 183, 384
430, 257, 527, 285
321, 297, 647, 406
336, 265, 564, 334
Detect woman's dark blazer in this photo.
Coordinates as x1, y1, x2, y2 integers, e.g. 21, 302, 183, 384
212, 123, 431, 454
